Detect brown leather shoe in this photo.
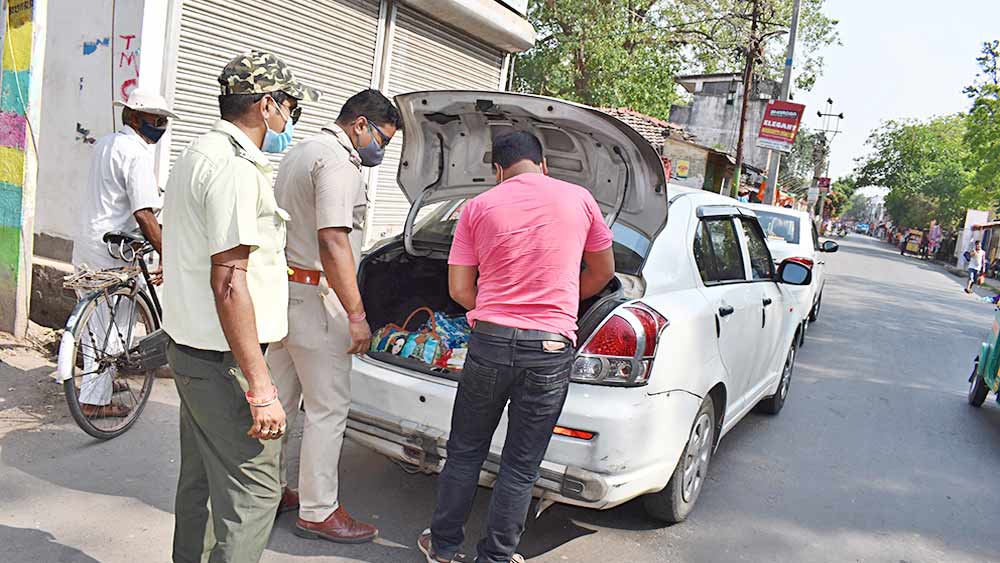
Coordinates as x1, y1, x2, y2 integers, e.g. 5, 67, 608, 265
277, 487, 299, 516
294, 506, 378, 544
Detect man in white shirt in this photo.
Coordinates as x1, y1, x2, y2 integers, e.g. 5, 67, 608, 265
72, 89, 176, 418
966, 239, 987, 293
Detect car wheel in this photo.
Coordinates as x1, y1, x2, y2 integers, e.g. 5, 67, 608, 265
642, 396, 715, 524
969, 361, 989, 407
809, 293, 822, 322
758, 342, 795, 415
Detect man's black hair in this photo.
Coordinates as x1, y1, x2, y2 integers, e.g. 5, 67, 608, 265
218, 91, 291, 121
492, 130, 543, 169
337, 89, 403, 130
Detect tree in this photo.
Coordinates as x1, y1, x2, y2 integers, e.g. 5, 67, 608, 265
824, 175, 857, 218
964, 40, 1000, 210
854, 116, 971, 228
512, 0, 840, 119
778, 127, 821, 195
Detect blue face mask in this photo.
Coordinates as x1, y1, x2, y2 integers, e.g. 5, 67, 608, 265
356, 122, 385, 167
139, 121, 167, 144
262, 100, 294, 153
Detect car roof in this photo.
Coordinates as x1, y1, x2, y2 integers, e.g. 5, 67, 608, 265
744, 202, 809, 221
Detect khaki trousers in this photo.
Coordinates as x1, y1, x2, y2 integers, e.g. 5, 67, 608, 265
267, 281, 352, 523
168, 340, 281, 563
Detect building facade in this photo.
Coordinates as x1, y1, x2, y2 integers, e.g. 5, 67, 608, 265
26, 0, 534, 327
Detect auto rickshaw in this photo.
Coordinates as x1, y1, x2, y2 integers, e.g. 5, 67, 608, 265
968, 305, 1000, 406
900, 229, 924, 257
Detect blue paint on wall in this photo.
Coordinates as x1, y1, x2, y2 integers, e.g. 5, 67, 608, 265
0, 182, 23, 228
82, 37, 110, 55
0, 70, 30, 115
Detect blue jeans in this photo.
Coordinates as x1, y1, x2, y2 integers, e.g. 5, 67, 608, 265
430, 332, 573, 563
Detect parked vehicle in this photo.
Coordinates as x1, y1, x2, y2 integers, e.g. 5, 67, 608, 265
968, 304, 1000, 407
856, 223, 870, 235
346, 91, 814, 524
746, 204, 838, 340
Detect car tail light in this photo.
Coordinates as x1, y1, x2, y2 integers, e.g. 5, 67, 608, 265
572, 302, 668, 386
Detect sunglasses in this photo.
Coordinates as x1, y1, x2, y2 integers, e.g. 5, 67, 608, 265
365, 117, 391, 147
269, 96, 302, 125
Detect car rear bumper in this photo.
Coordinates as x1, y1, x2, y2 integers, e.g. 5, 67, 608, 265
347, 355, 704, 509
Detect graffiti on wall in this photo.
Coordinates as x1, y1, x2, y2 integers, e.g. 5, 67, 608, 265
117, 33, 139, 102
0, 0, 34, 311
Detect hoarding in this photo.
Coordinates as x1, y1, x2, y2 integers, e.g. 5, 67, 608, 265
756, 100, 806, 153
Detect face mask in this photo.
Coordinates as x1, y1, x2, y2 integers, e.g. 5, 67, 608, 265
139, 122, 167, 144
262, 99, 294, 153
356, 122, 385, 167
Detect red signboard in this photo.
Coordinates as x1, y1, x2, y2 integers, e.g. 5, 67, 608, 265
818, 177, 831, 193
756, 100, 806, 153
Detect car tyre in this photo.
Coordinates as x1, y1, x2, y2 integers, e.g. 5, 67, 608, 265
758, 342, 796, 415
969, 360, 989, 407
643, 396, 715, 524
809, 293, 822, 322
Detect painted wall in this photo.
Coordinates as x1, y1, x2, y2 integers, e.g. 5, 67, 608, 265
34, 0, 143, 254
0, 0, 36, 328
662, 137, 710, 191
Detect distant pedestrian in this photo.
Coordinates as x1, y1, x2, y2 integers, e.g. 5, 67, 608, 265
417, 131, 615, 563
966, 240, 986, 293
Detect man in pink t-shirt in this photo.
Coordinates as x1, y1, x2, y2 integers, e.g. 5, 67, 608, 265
418, 131, 614, 563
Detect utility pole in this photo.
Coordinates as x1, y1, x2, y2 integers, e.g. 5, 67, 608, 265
730, 0, 761, 198
809, 133, 828, 222
815, 99, 844, 224
763, 0, 801, 205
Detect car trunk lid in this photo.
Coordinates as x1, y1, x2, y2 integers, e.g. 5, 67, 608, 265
392, 91, 668, 266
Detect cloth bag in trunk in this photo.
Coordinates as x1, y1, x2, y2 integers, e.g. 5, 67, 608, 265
371, 307, 445, 366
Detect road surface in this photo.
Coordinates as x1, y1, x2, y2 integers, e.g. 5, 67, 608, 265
2, 235, 998, 563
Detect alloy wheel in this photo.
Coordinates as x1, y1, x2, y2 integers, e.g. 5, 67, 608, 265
681, 412, 714, 503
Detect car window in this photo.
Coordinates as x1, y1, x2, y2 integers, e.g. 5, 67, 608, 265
756, 210, 800, 244
739, 217, 776, 280
693, 218, 746, 284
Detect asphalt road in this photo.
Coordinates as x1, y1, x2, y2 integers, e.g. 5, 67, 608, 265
2, 234, 999, 563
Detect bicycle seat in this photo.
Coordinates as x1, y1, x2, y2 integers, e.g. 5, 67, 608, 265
103, 230, 146, 245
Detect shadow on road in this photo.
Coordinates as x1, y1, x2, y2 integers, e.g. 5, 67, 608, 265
0, 524, 101, 562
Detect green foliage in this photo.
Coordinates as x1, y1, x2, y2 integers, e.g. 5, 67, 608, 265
512, 0, 840, 120
825, 175, 857, 218
964, 40, 1000, 209
778, 128, 822, 195
854, 115, 971, 229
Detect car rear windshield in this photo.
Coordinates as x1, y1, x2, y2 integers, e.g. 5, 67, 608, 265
755, 210, 801, 245
410, 198, 651, 275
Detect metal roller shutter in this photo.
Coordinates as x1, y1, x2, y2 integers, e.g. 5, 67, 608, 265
365, 4, 505, 246
170, 0, 381, 170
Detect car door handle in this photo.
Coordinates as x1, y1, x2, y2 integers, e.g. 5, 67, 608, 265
762, 298, 773, 307
718, 305, 735, 317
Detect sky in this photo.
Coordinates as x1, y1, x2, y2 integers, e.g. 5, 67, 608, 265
793, 0, 1000, 182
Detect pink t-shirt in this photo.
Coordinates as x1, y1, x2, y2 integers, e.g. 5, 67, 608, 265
448, 173, 614, 343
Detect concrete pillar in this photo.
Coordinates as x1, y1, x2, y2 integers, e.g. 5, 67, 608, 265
0, 0, 47, 336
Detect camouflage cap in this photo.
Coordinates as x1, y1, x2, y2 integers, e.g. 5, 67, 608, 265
218, 50, 321, 102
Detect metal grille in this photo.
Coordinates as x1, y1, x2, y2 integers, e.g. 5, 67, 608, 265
365, 4, 505, 246
170, 0, 381, 169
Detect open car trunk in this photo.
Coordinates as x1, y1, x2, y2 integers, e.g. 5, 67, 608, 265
359, 242, 625, 380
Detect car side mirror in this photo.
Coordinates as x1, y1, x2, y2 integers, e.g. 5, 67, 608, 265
778, 259, 812, 286
820, 240, 839, 253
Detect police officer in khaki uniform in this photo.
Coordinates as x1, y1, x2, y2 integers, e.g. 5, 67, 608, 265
267, 90, 401, 543
160, 50, 319, 563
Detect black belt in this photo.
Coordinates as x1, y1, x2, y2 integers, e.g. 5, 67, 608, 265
173, 341, 269, 363
472, 321, 572, 346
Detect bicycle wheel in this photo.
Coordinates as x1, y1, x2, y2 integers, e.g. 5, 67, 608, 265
61, 286, 159, 439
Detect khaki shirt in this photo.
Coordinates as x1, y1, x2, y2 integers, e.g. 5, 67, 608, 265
274, 124, 366, 271
161, 120, 289, 351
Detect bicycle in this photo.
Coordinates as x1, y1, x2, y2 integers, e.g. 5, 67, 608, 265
57, 231, 166, 439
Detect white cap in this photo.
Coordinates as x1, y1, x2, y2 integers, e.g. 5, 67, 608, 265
113, 89, 179, 119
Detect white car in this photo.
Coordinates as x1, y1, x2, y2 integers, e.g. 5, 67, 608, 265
745, 204, 838, 334
347, 91, 813, 523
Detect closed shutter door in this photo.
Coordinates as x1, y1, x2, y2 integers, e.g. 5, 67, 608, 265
170, 0, 380, 169
365, 5, 505, 246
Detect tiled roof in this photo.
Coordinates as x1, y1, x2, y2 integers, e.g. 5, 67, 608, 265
600, 107, 697, 150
